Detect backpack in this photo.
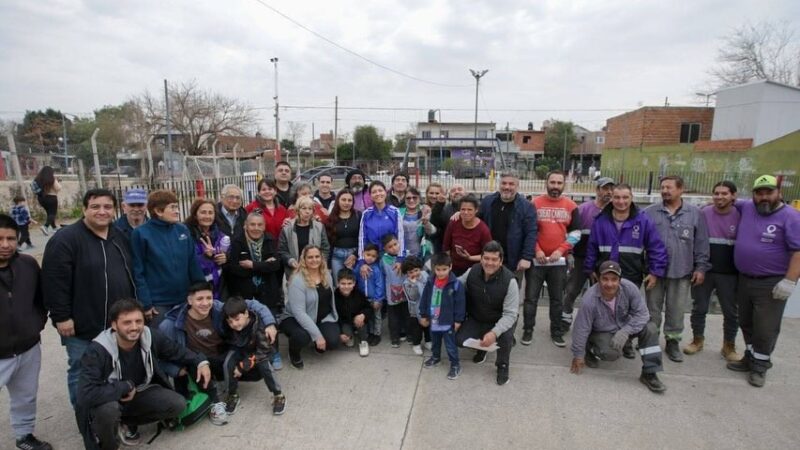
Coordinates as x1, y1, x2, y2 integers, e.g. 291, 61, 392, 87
30, 180, 42, 195
147, 378, 211, 444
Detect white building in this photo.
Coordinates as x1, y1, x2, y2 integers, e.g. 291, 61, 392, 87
415, 121, 497, 173
712, 80, 800, 146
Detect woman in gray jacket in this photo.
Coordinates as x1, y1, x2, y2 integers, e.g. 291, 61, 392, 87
279, 246, 340, 369
278, 196, 330, 279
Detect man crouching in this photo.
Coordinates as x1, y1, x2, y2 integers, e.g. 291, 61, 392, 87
569, 261, 666, 393
77, 299, 211, 449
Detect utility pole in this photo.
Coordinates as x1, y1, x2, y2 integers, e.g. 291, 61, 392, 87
469, 69, 488, 191
311, 122, 315, 166
165, 79, 174, 185
562, 128, 567, 172
333, 96, 339, 166
61, 114, 69, 173
270, 57, 280, 162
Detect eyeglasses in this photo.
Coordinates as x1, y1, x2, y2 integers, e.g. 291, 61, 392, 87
406, 196, 418, 200
225, 195, 242, 200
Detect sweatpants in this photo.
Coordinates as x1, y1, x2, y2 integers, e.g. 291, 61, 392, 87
586, 322, 663, 374
368, 302, 383, 337
0, 344, 42, 439
280, 317, 341, 361
224, 349, 281, 396
430, 328, 459, 367
523, 265, 566, 338
387, 302, 409, 342
690, 272, 738, 342
456, 318, 515, 368
738, 275, 787, 373
90, 385, 185, 450
646, 277, 691, 341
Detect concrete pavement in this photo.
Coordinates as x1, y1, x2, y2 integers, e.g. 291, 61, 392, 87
3, 224, 800, 449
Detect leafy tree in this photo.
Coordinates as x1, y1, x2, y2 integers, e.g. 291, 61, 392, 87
280, 139, 296, 152
19, 109, 67, 148
352, 125, 391, 161
336, 142, 354, 161
543, 120, 578, 167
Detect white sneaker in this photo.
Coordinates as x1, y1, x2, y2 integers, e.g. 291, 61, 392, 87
424, 341, 432, 351
412, 345, 423, 355
359, 341, 370, 357
209, 401, 229, 426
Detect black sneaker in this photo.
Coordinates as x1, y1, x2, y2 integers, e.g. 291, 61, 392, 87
726, 358, 751, 372
639, 372, 667, 393
423, 357, 440, 368
665, 340, 683, 363
748, 371, 766, 387
15, 434, 52, 450
391, 340, 400, 348
584, 350, 599, 368
272, 394, 287, 415
368, 335, 381, 346
622, 340, 636, 359
496, 364, 510, 386
117, 424, 141, 446
521, 330, 533, 346
290, 357, 304, 370
552, 335, 566, 348
225, 392, 241, 415
472, 350, 487, 364
561, 320, 572, 333
447, 365, 462, 380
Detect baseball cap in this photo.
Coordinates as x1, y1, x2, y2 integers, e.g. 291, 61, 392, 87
598, 260, 622, 277
596, 177, 615, 188
123, 188, 147, 204
752, 175, 777, 191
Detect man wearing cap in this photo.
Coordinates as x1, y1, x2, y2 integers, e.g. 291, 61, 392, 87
562, 177, 615, 331
727, 175, 800, 387
345, 169, 372, 212
216, 184, 247, 238
570, 261, 666, 393
114, 188, 148, 240
644, 176, 711, 363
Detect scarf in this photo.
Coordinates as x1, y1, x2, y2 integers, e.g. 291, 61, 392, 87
246, 234, 265, 287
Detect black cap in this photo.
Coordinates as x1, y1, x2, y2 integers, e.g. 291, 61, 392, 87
598, 260, 622, 276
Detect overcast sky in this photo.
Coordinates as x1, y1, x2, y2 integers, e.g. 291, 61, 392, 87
1, 0, 797, 144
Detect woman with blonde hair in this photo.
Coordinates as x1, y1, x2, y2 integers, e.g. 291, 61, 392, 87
278, 196, 330, 279
280, 245, 340, 369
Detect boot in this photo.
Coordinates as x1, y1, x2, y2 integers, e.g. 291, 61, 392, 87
720, 341, 742, 362
665, 339, 683, 362
682, 336, 704, 355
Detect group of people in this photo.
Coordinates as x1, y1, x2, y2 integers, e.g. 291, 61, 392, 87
1, 161, 798, 450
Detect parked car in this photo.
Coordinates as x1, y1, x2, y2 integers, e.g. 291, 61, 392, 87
295, 166, 371, 186
108, 166, 138, 177
456, 167, 487, 178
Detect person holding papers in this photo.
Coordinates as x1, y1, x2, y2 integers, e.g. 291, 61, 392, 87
521, 171, 580, 348
456, 241, 520, 386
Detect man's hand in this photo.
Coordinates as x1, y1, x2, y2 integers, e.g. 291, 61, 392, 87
265, 325, 278, 344
611, 330, 630, 351
289, 259, 299, 270
340, 333, 350, 344
644, 274, 658, 290
691, 271, 705, 286
354, 313, 366, 328
239, 259, 254, 269
570, 357, 585, 375
773, 278, 797, 301
454, 322, 461, 332
449, 212, 461, 222
56, 319, 75, 337
535, 251, 547, 265
548, 250, 563, 263
196, 364, 212, 389
120, 385, 136, 402
315, 337, 327, 352
480, 331, 497, 348
418, 317, 430, 327
516, 259, 531, 271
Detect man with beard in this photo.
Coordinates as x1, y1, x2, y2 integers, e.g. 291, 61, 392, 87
388, 173, 409, 208
645, 176, 711, 363
727, 175, 800, 387
522, 170, 580, 348
215, 184, 247, 238
477, 171, 537, 278
274, 161, 294, 208
683, 181, 742, 361
562, 177, 615, 332
345, 169, 372, 212
113, 189, 148, 240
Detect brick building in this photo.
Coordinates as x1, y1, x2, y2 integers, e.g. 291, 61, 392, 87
605, 107, 714, 148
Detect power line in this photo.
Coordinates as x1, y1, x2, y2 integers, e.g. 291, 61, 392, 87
249, 0, 470, 88
255, 105, 633, 113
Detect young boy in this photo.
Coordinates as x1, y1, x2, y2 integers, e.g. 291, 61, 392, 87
222, 297, 286, 415
402, 257, 431, 355
381, 234, 408, 348
335, 269, 372, 357
419, 252, 466, 380
11, 195, 36, 250
354, 243, 385, 346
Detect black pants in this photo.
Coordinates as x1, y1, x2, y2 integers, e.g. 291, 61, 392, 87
90, 385, 185, 450
225, 349, 281, 395
690, 272, 739, 341
340, 317, 370, 342
738, 275, 786, 373
586, 322, 663, 374
563, 256, 588, 314
523, 265, 566, 337
456, 318, 516, 368
37, 194, 58, 228
280, 317, 340, 361
17, 224, 32, 246
387, 303, 410, 342
407, 316, 430, 345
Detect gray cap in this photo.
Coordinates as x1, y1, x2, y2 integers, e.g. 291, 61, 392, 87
596, 177, 615, 188
598, 260, 622, 277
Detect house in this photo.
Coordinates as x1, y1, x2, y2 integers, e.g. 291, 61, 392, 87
711, 80, 800, 146
415, 120, 497, 172
605, 106, 714, 149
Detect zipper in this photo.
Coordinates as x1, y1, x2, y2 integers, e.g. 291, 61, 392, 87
102, 241, 109, 326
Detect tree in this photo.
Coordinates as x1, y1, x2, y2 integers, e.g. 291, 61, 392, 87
286, 121, 306, 148
335, 142, 354, 161
709, 20, 800, 87
543, 120, 578, 168
351, 125, 391, 161
136, 81, 257, 155
19, 109, 68, 148
280, 139, 296, 152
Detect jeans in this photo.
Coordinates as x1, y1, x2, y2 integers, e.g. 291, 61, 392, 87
690, 272, 738, 341
431, 328, 459, 366
62, 336, 91, 407
646, 277, 691, 341
224, 349, 281, 396
387, 303, 409, 342
280, 317, 341, 361
586, 322, 663, 374
0, 344, 42, 438
456, 318, 515, 368
341, 320, 370, 342
331, 247, 357, 284
523, 265, 567, 337
563, 256, 589, 314
737, 275, 786, 373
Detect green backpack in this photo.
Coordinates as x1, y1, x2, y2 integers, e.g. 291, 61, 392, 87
147, 378, 211, 444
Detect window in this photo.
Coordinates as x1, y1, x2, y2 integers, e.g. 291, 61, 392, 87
680, 123, 701, 143
478, 130, 488, 139
440, 130, 449, 138
595, 136, 605, 144
523, 136, 531, 144
422, 130, 431, 139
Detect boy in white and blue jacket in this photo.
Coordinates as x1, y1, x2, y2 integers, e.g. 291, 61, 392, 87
354, 243, 385, 346
381, 234, 408, 348
402, 256, 431, 355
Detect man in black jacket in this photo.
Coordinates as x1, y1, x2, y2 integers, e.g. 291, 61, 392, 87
42, 189, 137, 408
0, 214, 53, 450
78, 299, 211, 449
216, 184, 247, 238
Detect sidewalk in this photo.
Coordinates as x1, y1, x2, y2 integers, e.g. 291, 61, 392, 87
5, 223, 800, 449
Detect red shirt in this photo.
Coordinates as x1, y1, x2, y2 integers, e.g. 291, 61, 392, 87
443, 219, 492, 273
245, 200, 288, 240
532, 195, 578, 256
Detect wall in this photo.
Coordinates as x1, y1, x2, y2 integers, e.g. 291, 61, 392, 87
606, 107, 714, 149
712, 81, 800, 146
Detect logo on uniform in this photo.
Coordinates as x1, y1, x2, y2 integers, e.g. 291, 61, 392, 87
761, 224, 777, 243
682, 229, 690, 238
631, 225, 640, 240
766, 225, 777, 234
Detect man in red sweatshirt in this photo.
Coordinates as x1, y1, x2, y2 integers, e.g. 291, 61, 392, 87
522, 170, 580, 348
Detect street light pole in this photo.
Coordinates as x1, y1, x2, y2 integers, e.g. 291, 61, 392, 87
695, 92, 713, 107
271, 57, 280, 162
61, 114, 69, 172
469, 69, 488, 191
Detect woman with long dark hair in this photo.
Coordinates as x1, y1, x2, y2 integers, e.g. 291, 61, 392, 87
33, 165, 60, 235
245, 177, 288, 240
185, 198, 229, 298
325, 188, 362, 284
357, 180, 404, 258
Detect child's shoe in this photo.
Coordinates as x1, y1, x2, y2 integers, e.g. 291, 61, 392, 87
272, 394, 287, 415
359, 341, 370, 357
423, 357, 440, 368
412, 345, 423, 355
447, 365, 462, 380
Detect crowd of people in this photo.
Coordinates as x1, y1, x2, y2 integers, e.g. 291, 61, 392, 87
2, 163, 799, 450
